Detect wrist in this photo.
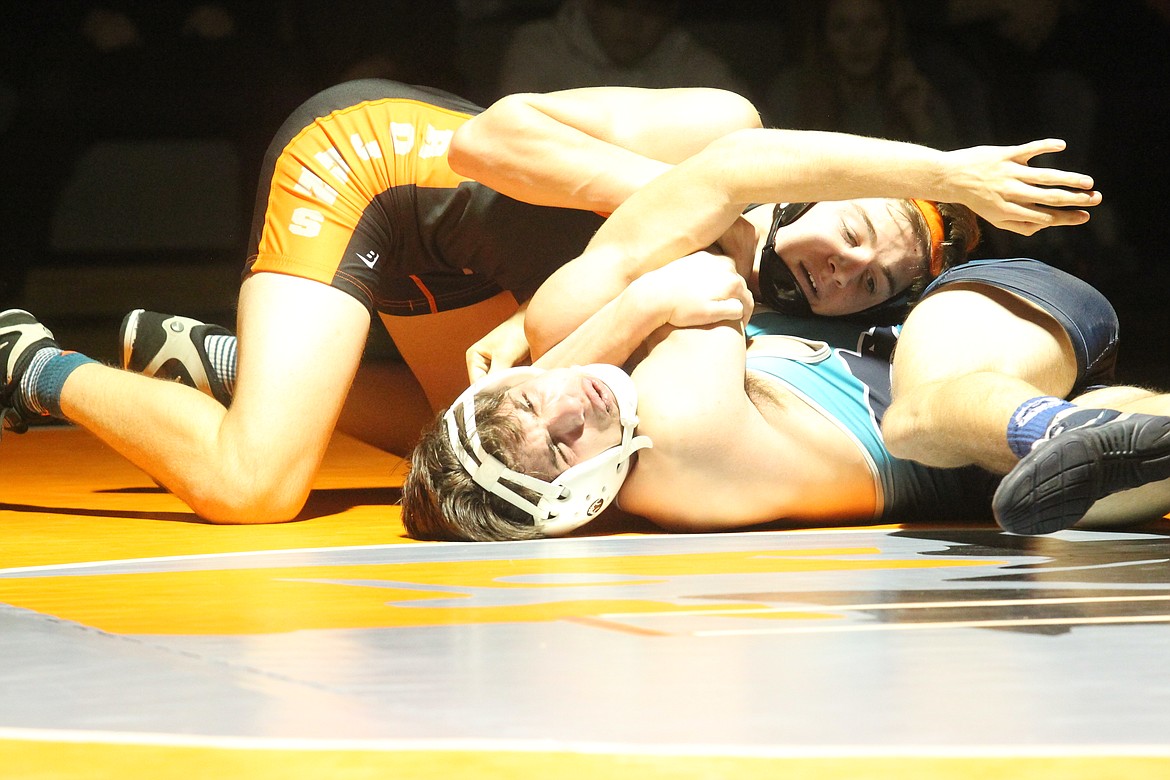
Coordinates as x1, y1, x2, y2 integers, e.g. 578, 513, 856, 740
930, 148, 962, 203
623, 274, 672, 331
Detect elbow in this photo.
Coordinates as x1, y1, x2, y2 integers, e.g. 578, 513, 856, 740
447, 121, 482, 180
716, 90, 764, 132
685, 88, 762, 136
449, 92, 535, 178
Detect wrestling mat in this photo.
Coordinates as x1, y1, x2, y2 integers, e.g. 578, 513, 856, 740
3, 426, 1170, 779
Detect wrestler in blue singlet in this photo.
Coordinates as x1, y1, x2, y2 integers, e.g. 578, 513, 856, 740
744, 257, 1119, 522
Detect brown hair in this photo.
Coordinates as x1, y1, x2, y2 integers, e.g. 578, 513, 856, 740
900, 199, 981, 301
401, 388, 544, 542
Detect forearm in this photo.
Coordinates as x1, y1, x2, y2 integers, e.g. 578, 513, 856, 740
528, 249, 751, 364
530, 280, 665, 369
583, 125, 1097, 264
683, 128, 954, 205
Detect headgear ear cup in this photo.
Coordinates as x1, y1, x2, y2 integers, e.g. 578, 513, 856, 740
756, 202, 816, 316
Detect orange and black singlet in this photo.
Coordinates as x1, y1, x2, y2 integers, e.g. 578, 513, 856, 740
245, 79, 605, 316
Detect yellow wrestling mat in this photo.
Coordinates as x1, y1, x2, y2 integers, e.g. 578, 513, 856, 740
1, 426, 417, 569
3, 426, 1170, 779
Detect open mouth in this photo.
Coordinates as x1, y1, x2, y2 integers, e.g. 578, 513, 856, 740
798, 262, 819, 300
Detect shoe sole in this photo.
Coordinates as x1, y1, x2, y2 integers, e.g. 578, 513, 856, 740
993, 415, 1170, 535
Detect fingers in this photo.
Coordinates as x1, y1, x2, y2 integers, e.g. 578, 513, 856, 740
707, 299, 746, 323
466, 346, 528, 382
741, 288, 755, 328
466, 349, 488, 383
707, 278, 754, 326
1020, 166, 1097, 194
1004, 137, 1097, 193
1012, 138, 1067, 161
996, 208, 1092, 236
1024, 186, 1101, 212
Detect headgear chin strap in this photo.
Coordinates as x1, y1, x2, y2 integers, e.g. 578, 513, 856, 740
756, 200, 950, 326
444, 364, 652, 537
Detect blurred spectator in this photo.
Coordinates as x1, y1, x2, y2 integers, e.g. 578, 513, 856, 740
763, 0, 965, 150
494, 0, 748, 97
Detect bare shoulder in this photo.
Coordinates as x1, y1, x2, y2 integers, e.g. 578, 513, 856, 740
616, 325, 805, 530
617, 325, 880, 531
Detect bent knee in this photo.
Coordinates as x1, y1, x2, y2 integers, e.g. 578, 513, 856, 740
186, 478, 311, 525
880, 403, 919, 461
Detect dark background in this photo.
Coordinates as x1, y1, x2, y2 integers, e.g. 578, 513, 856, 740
2, 0, 1168, 385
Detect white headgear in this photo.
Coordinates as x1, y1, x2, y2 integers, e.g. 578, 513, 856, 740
444, 363, 652, 536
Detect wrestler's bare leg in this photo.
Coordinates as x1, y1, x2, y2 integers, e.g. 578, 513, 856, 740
379, 289, 520, 410
883, 283, 1078, 473
882, 283, 1170, 531
58, 273, 370, 523
336, 360, 432, 454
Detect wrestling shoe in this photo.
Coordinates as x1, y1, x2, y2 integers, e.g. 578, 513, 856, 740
120, 309, 233, 406
0, 308, 57, 435
993, 412, 1170, 534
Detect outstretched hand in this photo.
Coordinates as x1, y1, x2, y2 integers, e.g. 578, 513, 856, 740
945, 139, 1101, 235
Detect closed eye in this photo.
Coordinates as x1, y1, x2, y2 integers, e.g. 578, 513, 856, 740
841, 220, 859, 247
540, 437, 572, 476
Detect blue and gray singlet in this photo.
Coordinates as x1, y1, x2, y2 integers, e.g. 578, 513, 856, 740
745, 312, 996, 522
741, 257, 1121, 522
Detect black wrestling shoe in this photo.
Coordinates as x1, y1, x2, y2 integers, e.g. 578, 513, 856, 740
0, 308, 58, 436
993, 412, 1170, 534
120, 309, 234, 406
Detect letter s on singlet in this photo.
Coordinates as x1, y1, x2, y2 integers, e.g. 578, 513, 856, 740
289, 207, 324, 238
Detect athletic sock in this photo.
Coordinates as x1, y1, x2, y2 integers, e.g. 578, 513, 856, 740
18, 348, 98, 419
204, 334, 237, 398
1007, 396, 1122, 459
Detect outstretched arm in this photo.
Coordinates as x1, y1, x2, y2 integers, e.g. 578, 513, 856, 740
567, 129, 1101, 278
526, 129, 1101, 358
